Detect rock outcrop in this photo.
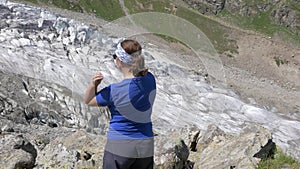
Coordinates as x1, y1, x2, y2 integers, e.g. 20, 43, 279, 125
35, 130, 106, 169
154, 124, 274, 169
183, 0, 279, 15
0, 134, 37, 169
183, 0, 225, 14
271, 4, 300, 35
225, 0, 280, 16
183, 0, 299, 36
190, 124, 272, 169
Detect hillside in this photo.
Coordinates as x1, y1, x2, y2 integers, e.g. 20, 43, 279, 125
11, 0, 300, 123
1, 0, 300, 168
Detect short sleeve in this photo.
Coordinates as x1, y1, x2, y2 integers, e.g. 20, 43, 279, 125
96, 85, 112, 106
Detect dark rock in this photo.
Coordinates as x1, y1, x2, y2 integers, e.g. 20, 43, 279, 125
40, 20, 55, 29
175, 139, 190, 161
14, 136, 37, 169
183, 0, 299, 35
253, 139, 276, 159
183, 0, 225, 14
189, 128, 200, 152
24, 103, 40, 122
0, 134, 37, 169
0, 20, 8, 29
48, 121, 58, 128
6, 127, 14, 132
83, 151, 92, 160
16, 23, 40, 31
2, 125, 15, 132
186, 160, 195, 169
0, 5, 11, 19
156, 138, 191, 169
270, 4, 300, 35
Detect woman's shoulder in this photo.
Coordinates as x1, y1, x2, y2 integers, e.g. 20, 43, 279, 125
147, 71, 154, 77
146, 72, 156, 82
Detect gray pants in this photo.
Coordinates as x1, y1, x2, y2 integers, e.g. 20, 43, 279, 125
103, 150, 153, 169
104, 138, 154, 158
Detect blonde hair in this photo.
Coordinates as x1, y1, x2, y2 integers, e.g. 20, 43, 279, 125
121, 40, 148, 77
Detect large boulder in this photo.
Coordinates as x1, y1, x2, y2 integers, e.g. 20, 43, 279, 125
154, 124, 274, 169
190, 124, 272, 169
35, 130, 106, 169
155, 130, 193, 169
0, 134, 37, 169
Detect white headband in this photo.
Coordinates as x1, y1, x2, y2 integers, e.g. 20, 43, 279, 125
114, 43, 132, 64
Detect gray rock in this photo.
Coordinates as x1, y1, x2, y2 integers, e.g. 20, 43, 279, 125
183, 0, 298, 35
225, 0, 278, 16
0, 134, 36, 169
190, 124, 272, 169
35, 130, 106, 169
0, 0, 8, 5
155, 138, 190, 169
1, 124, 14, 132
196, 124, 225, 152
271, 4, 300, 35
0, 4, 10, 20
183, 0, 225, 14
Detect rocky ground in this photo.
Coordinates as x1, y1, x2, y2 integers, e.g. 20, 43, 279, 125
143, 30, 300, 119
224, 32, 300, 118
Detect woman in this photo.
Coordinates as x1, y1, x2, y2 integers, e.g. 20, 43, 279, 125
84, 39, 156, 169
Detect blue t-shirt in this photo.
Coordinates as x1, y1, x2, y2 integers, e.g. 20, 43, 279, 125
96, 72, 156, 140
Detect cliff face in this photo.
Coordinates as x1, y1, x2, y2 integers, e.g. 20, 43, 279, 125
271, 3, 300, 35
0, 1, 300, 168
183, 0, 300, 35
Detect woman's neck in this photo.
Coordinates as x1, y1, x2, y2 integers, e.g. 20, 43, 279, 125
122, 68, 134, 79
123, 73, 134, 79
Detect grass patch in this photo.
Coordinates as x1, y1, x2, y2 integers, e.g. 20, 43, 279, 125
257, 147, 300, 169
20, 0, 124, 21
217, 7, 300, 44
274, 56, 289, 67
177, 6, 238, 54
124, 0, 238, 54
124, 0, 170, 13
22, 0, 38, 3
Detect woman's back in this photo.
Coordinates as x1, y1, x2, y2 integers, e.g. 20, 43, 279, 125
96, 72, 156, 140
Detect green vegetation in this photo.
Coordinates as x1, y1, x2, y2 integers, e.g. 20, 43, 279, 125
287, 0, 300, 11
177, 6, 238, 54
274, 56, 289, 67
257, 147, 300, 169
217, 4, 300, 44
124, 0, 238, 54
124, 0, 171, 14
22, 0, 124, 21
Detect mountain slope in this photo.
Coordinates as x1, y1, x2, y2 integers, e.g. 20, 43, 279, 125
0, 0, 300, 168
